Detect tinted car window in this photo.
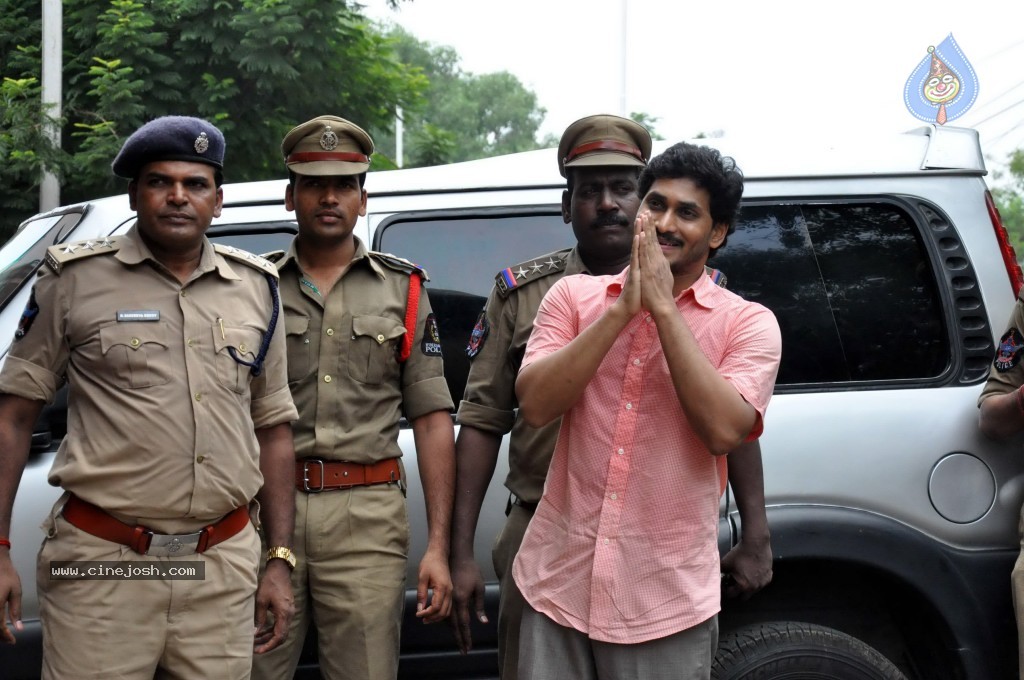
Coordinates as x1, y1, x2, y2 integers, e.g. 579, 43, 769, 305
377, 210, 571, 403
0, 211, 84, 310
716, 202, 948, 386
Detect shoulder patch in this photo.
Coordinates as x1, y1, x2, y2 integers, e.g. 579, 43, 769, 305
261, 250, 287, 265
45, 236, 123, 274
369, 251, 430, 281
995, 328, 1024, 372
495, 253, 568, 298
214, 244, 279, 278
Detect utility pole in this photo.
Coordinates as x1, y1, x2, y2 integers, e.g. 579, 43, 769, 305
40, 0, 62, 212
619, 0, 628, 118
396, 106, 404, 169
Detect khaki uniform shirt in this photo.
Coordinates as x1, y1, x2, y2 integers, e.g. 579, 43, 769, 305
979, 291, 1024, 402
458, 248, 585, 503
0, 226, 297, 525
273, 237, 453, 463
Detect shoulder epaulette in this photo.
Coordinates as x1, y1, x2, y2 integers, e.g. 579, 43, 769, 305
705, 265, 728, 289
369, 251, 430, 281
214, 244, 279, 278
494, 252, 568, 298
45, 236, 123, 274
260, 250, 287, 265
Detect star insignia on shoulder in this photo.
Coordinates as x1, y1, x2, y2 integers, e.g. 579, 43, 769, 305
79, 241, 95, 251
530, 262, 544, 273
516, 267, 529, 279
545, 258, 559, 270
61, 244, 77, 254
96, 238, 115, 248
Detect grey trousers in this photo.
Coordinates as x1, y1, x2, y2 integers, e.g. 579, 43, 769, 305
517, 605, 718, 680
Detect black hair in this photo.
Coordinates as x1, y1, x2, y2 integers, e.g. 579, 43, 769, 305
637, 142, 744, 257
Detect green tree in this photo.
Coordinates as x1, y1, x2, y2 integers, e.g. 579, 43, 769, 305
993, 148, 1024, 256
0, 0, 426, 237
374, 26, 546, 167
630, 111, 664, 141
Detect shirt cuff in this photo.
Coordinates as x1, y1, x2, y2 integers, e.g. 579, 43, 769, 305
403, 376, 455, 421
0, 356, 60, 404
250, 384, 299, 429
457, 400, 515, 435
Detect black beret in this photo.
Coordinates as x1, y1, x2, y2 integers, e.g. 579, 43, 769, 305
112, 116, 226, 179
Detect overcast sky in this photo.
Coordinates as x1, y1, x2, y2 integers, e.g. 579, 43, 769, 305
363, 0, 1024, 177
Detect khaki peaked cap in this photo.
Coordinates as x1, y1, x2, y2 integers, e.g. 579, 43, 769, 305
557, 114, 652, 178
282, 115, 374, 176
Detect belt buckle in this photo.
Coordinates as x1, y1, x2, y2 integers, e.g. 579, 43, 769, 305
147, 531, 202, 557
303, 459, 325, 493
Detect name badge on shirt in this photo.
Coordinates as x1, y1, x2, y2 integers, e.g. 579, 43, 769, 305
116, 310, 161, 322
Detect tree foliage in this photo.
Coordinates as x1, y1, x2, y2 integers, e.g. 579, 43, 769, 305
373, 26, 546, 167
993, 148, 1024, 257
0, 0, 430, 237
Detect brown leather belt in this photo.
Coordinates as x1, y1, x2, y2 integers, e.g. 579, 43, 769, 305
296, 458, 401, 493
62, 494, 249, 557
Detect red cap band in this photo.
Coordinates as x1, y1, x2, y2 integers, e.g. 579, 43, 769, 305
286, 151, 370, 164
564, 140, 645, 165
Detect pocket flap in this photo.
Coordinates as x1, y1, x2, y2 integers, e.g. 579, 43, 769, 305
285, 315, 309, 336
351, 315, 405, 345
99, 322, 168, 354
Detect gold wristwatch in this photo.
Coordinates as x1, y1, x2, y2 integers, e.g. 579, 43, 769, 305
266, 546, 296, 569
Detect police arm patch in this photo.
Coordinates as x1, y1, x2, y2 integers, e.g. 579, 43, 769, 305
14, 290, 39, 341
421, 313, 443, 357
466, 309, 489, 359
994, 327, 1024, 372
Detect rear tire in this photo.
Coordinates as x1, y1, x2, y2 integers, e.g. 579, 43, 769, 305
712, 621, 908, 680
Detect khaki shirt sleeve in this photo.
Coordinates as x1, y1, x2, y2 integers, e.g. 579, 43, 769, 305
979, 296, 1024, 405
457, 285, 518, 435
248, 277, 299, 428
0, 268, 69, 403
401, 284, 454, 420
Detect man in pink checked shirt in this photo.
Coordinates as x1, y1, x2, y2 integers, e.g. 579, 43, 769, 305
512, 142, 782, 680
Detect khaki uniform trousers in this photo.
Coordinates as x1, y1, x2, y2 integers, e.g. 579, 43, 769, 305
492, 502, 534, 680
37, 511, 260, 680
251, 484, 409, 680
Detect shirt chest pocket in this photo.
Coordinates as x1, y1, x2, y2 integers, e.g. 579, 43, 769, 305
99, 322, 171, 389
213, 323, 264, 394
284, 315, 313, 384
348, 315, 406, 385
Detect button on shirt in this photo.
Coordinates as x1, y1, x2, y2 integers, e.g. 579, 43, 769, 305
0, 226, 297, 526
275, 237, 453, 462
512, 269, 781, 644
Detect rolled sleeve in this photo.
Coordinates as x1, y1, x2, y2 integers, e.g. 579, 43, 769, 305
459, 286, 519, 434
402, 375, 454, 421
250, 383, 299, 429
720, 303, 783, 439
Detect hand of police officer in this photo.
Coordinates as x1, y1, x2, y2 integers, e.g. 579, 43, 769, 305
449, 554, 487, 653
0, 552, 23, 644
252, 560, 295, 654
416, 547, 453, 624
720, 535, 773, 600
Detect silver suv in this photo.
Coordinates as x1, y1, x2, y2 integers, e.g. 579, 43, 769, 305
2, 125, 1021, 679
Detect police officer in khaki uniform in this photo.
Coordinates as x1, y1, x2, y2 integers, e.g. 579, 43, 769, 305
0, 116, 299, 679
979, 298, 1024, 680
250, 115, 456, 680
449, 114, 774, 679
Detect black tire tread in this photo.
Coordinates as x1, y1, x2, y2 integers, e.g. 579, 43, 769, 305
712, 621, 908, 680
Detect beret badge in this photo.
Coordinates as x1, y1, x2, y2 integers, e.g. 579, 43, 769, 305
194, 132, 209, 154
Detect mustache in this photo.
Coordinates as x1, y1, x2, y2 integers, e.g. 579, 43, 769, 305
657, 233, 684, 247
592, 214, 630, 228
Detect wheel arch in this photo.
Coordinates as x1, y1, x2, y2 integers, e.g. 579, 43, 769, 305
720, 505, 1016, 680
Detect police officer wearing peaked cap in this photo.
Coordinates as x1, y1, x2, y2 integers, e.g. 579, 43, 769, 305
0, 115, 300, 678
251, 115, 456, 680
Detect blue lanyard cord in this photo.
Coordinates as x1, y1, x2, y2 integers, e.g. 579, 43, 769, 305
227, 273, 280, 377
